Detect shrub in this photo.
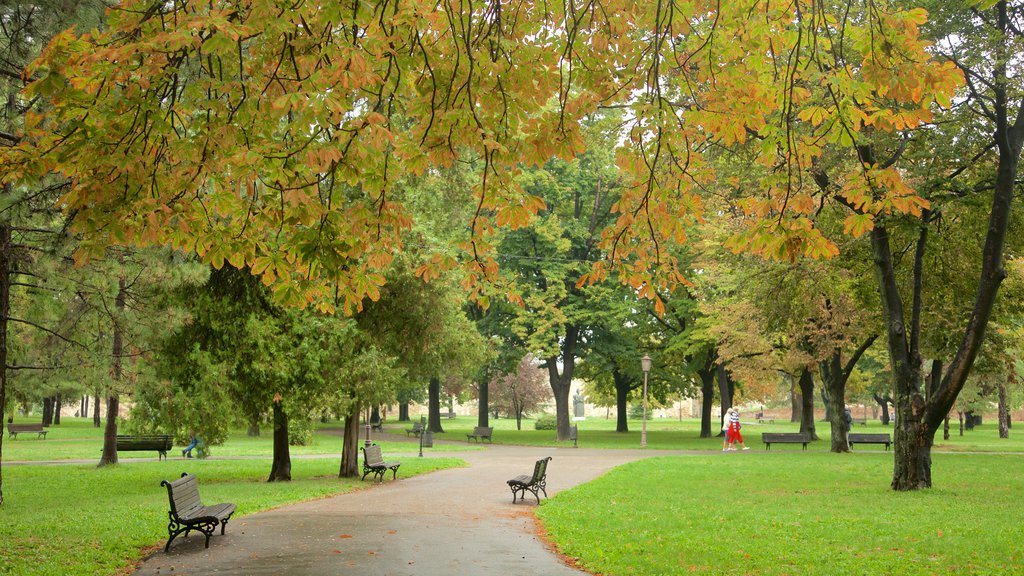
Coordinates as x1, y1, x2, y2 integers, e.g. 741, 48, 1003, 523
534, 413, 557, 430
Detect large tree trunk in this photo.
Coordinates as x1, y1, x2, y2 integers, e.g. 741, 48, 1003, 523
822, 355, 849, 453
613, 369, 632, 433
339, 407, 360, 478
247, 414, 260, 437
798, 368, 818, 440
698, 366, 715, 438
819, 388, 831, 422
53, 395, 61, 425
477, 380, 489, 428
399, 402, 409, 422
99, 275, 127, 467
717, 363, 733, 437
427, 377, 444, 433
0, 222, 10, 506
546, 325, 579, 441
268, 401, 291, 481
821, 337, 876, 453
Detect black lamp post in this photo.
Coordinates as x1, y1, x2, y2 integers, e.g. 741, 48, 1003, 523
641, 355, 652, 448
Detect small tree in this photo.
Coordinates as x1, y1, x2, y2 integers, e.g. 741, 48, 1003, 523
490, 355, 551, 430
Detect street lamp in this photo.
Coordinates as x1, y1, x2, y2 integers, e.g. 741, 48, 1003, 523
641, 355, 652, 448
364, 406, 372, 448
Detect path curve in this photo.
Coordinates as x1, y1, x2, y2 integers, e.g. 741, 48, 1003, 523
133, 441, 671, 576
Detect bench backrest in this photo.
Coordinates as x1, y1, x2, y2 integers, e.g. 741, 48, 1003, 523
849, 433, 891, 442
531, 456, 552, 483
7, 423, 43, 432
363, 445, 384, 466
162, 473, 204, 519
473, 426, 492, 436
762, 433, 809, 441
411, 422, 424, 431
116, 435, 172, 449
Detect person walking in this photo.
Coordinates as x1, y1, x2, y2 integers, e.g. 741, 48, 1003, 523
182, 431, 199, 458
726, 408, 750, 451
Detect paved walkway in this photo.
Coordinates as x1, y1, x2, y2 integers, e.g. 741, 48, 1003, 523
132, 441, 671, 576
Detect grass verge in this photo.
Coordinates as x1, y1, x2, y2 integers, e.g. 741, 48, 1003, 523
0, 456, 463, 576
537, 452, 1024, 575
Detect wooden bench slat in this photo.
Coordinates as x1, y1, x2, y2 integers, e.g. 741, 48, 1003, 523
848, 433, 892, 450
7, 423, 48, 439
507, 457, 552, 503
116, 434, 172, 460
361, 445, 401, 483
161, 473, 235, 552
466, 426, 493, 443
761, 432, 811, 450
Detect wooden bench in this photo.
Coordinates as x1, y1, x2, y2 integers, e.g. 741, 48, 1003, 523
7, 423, 48, 439
851, 417, 868, 426
405, 422, 424, 437
755, 412, 775, 424
370, 419, 383, 432
848, 432, 892, 450
439, 410, 456, 419
569, 425, 579, 448
361, 444, 401, 483
466, 426, 493, 443
761, 432, 811, 450
507, 456, 552, 503
116, 434, 173, 460
160, 473, 236, 552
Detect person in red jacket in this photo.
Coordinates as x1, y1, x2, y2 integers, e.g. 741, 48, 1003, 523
726, 408, 750, 451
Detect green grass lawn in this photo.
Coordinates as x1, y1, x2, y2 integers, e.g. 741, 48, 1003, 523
0, 457, 464, 576
538, 452, 1024, 575
3, 415, 1021, 575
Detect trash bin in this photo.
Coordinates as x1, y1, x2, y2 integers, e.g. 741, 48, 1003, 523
422, 431, 433, 448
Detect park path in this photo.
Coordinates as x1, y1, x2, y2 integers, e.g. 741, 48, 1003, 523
132, 437, 673, 576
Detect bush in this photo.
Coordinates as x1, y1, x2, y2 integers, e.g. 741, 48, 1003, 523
534, 413, 557, 430
288, 417, 315, 446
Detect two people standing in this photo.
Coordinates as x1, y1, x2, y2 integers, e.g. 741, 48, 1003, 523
722, 408, 750, 451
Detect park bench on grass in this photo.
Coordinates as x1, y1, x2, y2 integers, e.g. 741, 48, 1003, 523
466, 426, 493, 443
405, 421, 424, 437
116, 434, 173, 460
361, 444, 401, 483
755, 412, 775, 424
848, 432, 892, 450
569, 425, 578, 448
370, 418, 384, 432
6, 423, 48, 439
507, 456, 552, 503
851, 417, 868, 426
160, 472, 236, 552
761, 432, 811, 450
439, 410, 456, 419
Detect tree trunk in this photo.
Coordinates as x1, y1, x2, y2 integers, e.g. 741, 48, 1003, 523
0, 221, 10, 506
873, 393, 891, 426
268, 401, 291, 482
93, 387, 101, 427
81, 396, 88, 419
798, 368, 818, 440
717, 363, 733, 437
614, 369, 632, 433
399, 402, 409, 422
546, 325, 579, 441
790, 375, 800, 422
427, 377, 444, 433
339, 408, 360, 478
943, 415, 950, 440
698, 366, 714, 438
477, 380, 489, 428
247, 414, 260, 437
53, 395, 61, 425
821, 355, 850, 453
42, 397, 53, 427
819, 388, 831, 422
998, 380, 1009, 439
99, 275, 127, 467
